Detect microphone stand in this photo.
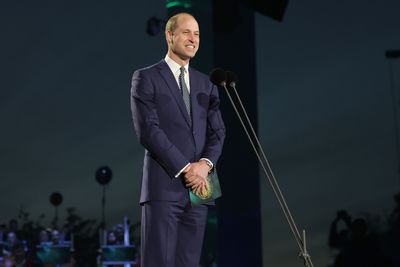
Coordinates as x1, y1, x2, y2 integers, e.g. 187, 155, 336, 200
221, 81, 314, 267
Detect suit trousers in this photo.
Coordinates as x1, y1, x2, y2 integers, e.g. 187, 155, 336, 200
141, 198, 208, 267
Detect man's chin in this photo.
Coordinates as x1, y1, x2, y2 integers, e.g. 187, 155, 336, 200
179, 54, 196, 61
187, 53, 197, 59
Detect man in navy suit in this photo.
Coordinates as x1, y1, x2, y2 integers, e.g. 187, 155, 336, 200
131, 12, 225, 267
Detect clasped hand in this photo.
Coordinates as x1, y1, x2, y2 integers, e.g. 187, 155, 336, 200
183, 161, 209, 196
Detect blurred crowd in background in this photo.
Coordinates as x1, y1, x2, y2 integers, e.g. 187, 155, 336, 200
0, 208, 140, 267
1, 191, 400, 267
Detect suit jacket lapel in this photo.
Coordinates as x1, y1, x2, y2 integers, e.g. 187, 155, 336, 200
158, 61, 192, 127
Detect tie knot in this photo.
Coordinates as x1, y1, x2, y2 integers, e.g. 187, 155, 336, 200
180, 66, 185, 75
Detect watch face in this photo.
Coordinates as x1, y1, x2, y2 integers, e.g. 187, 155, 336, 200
201, 159, 212, 172
206, 161, 212, 169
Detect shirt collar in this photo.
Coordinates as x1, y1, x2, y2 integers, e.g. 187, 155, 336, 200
164, 54, 189, 74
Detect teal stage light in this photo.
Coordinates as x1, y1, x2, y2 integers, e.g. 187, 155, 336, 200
166, 0, 192, 9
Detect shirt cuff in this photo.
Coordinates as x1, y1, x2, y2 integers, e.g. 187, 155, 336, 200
175, 162, 190, 178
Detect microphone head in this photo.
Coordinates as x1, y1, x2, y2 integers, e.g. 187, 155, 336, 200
225, 70, 237, 87
209, 68, 227, 86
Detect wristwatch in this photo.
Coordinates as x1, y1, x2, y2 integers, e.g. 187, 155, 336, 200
201, 159, 213, 173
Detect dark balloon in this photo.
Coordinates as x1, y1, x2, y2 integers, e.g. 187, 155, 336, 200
49, 192, 63, 207
95, 166, 113, 185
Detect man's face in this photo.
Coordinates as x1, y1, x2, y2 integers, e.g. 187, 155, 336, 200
167, 15, 200, 62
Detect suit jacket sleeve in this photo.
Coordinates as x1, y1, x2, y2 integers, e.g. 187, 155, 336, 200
201, 83, 226, 165
131, 69, 189, 177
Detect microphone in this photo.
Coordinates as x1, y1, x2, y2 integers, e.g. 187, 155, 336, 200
209, 68, 227, 86
225, 70, 238, 87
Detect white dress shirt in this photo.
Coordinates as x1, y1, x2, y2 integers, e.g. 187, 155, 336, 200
164, 55, 190, 93
164, 55, 213, 177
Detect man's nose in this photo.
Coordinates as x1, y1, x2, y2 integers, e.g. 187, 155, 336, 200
188, 33, 197, 42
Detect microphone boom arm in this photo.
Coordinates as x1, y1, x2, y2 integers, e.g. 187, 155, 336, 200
221, 82, 314, 267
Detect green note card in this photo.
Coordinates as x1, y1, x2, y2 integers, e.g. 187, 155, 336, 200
189, 170, 222, 206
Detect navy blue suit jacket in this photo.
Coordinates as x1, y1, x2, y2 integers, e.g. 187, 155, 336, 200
131, 60, 225, 204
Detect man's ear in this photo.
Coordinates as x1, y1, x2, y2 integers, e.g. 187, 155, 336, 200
166, 31, 173, 43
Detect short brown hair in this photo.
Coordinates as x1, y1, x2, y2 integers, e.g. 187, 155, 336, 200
165, 12, 195, 33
